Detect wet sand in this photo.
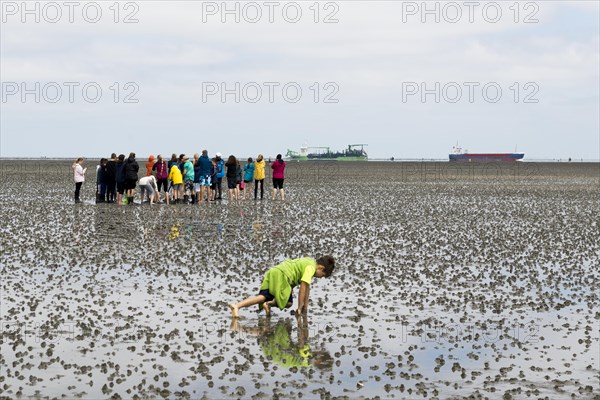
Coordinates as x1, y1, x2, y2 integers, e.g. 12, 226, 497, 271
0, 160, 598, 399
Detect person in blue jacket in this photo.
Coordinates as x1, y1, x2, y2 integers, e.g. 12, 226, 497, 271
198, 150, 212, 203
243, 157, 255, 200
215, 152, 225, 200
192, 153, 202, 204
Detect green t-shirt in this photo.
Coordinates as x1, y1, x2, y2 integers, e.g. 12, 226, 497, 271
183, 161, 194, 181
261, 322, 310, 368
273, 257, 317, 287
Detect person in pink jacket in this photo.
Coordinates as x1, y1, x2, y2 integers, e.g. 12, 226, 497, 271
271, 154, 286, 201
72, 157, 87, 203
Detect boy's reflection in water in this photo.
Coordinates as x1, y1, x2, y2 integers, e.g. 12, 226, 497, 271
230, 315, 333, 370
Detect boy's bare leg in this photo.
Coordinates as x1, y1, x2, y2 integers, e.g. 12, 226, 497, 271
262, 300, 277, 317
229, 304, 239, 318
230, 294, 267, 318
230, 318, 240, 332
280, 189, 284, 201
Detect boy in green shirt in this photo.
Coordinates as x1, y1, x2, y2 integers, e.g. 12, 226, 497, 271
229, 256, 335, 318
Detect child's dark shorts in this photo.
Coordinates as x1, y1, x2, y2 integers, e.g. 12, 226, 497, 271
157, 178, 168, 192
227, 177, 237, 189
272, 178, 284, 189
125, 178, 137, 190
258, 289, 293, 305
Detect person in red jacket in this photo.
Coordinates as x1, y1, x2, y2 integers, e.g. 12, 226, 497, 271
145, 155, 155, 176
271, 153, 286, 201
152, 154, 169, 204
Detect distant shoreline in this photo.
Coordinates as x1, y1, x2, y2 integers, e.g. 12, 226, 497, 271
0, 157, 598, 163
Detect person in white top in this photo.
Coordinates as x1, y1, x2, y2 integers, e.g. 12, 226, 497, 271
72, 158, 87, 203
138, 175, 159, 204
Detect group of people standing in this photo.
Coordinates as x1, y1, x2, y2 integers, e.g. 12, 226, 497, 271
72, 151, 288, 205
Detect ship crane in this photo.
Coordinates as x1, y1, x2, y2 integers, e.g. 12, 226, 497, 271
348, 144, 368, 155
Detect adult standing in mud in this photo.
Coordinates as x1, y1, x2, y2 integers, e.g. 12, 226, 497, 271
225, 155, 239, 202
215, 152, 225, 200
105, 153, 117, 203
236, 160, 243, 200
124, 152, 139, 204
168, 159, 183, 204
271, 154, 286, 201
193, 153, 202, 204
95, 158, 109, 203
145, 155, 155, 177
182, 155, 194, 204
243, 157, 255, 200
152, 154, 169, 204
167, 154, 178, 202
72, 157, 87, 203
115, 154, 126, 205
254, 154, 266, 200
198, 150, 212, 203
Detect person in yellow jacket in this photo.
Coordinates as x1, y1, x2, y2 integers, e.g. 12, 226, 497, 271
254, 154, 266, 200
168, 163, 183, 203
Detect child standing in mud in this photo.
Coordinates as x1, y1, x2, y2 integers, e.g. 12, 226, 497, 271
229, 256, 335, 318
168, 161, 183, 203
72, 158, 87, 203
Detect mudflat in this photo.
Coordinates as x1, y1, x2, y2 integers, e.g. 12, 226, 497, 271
1, 160, 598, 398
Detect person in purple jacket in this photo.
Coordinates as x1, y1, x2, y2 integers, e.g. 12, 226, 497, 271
271, 154, 286, 201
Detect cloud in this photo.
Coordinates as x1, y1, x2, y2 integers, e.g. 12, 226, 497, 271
0, 1, 598, 159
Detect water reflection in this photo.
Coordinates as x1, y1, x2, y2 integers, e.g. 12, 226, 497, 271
230, 316, 333, 370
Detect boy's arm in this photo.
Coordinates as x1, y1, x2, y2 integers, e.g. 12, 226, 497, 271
297, 281, 310, 314
296, 314, 309, 345
305, 284, 310, 313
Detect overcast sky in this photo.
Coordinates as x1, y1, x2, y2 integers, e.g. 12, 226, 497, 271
1, 1, 598, 160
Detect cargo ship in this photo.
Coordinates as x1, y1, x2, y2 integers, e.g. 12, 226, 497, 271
449, 145, 524, 162
286, 144, 368, 161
